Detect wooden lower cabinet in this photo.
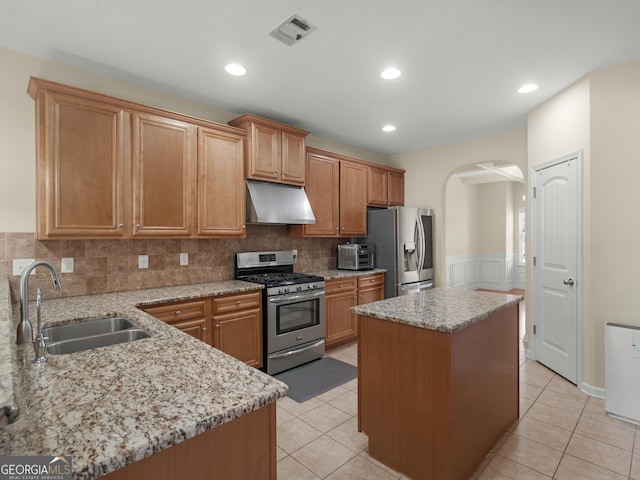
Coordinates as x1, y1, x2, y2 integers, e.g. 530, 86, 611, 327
213, 292, 263, 368
141, 299, 211, 344
325, 273, 385, 350
140, 291, 263, 368
102, 402, 276, 480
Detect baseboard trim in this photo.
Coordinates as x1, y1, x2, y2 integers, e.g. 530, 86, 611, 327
580, 381, 605, 399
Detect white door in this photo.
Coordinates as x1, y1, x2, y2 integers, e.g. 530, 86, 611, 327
532, 153, 580, 383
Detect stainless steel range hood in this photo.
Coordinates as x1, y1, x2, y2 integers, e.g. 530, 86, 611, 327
246, 179, 316, 224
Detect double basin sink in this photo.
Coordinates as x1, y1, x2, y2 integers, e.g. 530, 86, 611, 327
43, 317, 150, 355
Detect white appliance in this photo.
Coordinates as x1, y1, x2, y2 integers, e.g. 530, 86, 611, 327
605, 322, 640, 425
357, 207, 434, 298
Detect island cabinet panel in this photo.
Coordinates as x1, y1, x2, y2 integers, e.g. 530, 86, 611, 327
34, 89, 127, 238
358, 305, 519, 480
212, 291, 263, 368
228, 113, 309, 185
197, 126, 246, 237
132, 112, 196, 237
102, 402, 276, 480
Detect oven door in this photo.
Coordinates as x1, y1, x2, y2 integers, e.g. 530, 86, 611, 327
267, 289, 325, 354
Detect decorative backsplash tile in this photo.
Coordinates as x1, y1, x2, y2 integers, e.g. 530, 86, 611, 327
1, 228, 341, 303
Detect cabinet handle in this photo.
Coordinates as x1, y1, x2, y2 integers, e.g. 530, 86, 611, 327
215, 324, 220, 328
339, 284, 343, 288
135, 223, 141, 229
236, 300, 241, 305
202, 327, 207, 332
117, 224, 124, 228
242, 225, 246, 229
175, 310, 181, 316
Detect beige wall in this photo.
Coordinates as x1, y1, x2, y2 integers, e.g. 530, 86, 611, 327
444, 177, 481, 256
0, 47, 387, 233
390, 128, 528, 287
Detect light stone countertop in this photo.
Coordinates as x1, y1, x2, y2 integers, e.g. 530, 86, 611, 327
310, 269, 386, 280
0, 279, 288, 480
351, 287, 523, 333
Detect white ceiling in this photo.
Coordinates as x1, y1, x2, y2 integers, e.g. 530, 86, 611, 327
2, 0, 640, 156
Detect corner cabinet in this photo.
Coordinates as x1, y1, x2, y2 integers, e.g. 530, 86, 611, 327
228, 114, 309, 186
141, 299, 211, 344
28, 77, 247, 240
368, 166, 405, 207
289, 148, 367, 238
325, 273, 385, 349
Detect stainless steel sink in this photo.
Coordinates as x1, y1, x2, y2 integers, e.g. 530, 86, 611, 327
43, 317, 150, 355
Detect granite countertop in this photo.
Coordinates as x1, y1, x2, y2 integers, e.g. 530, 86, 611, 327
351, 287, 523, 333
0, 278, 288, 480
311, 269, 386, 280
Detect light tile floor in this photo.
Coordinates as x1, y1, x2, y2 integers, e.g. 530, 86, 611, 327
276, 320, 640, 479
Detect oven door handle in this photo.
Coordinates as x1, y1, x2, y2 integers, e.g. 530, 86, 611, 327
269, 339, 326, 360
268, 290, 325, 305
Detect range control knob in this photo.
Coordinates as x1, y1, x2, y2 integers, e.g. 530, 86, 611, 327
280, 287, 290, 294
296, 285, 303, 291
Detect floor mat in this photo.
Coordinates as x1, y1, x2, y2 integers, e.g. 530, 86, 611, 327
274, 357, 357, 403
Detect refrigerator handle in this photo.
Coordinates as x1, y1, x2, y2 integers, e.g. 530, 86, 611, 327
416, 215, 425, 274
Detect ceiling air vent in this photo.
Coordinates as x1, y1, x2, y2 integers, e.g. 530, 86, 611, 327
268, 14, 317, 46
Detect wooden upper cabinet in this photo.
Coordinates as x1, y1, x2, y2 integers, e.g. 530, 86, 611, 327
31, 88, 127, 239
368, 166, 405, 207
339, 161, 367, 236
228, 114, 309, 185
301, 152, 340, 237
28, 77, 247, 239
290, 148, 366, 238
197, 126, 246, 237
132, 112, 196, 237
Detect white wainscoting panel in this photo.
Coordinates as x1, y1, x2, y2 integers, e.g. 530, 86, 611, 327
446, 254, 519, 291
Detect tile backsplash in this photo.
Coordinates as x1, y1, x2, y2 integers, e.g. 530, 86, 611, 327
1, 227, 342, 303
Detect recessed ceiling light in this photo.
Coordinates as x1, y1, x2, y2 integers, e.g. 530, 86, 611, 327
381, 68, 401, 80
382, 125, 396, 132
517, 83, 538, 94
225, 63, 247, 76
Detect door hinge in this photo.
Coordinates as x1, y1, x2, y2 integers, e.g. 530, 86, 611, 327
533, 256, 536, 266
533, 325, 536, 335
533, 187, 537, 198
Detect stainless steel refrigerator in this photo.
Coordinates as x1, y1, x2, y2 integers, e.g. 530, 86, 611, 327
358, 207, 434, 298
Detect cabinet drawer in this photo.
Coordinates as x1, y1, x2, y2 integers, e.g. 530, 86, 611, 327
142, 299, 207, 323
358, 274, 384, 290
213, 291, 262, 315
325, 278, 357, 296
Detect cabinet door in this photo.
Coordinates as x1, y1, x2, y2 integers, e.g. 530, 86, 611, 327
132, 112, 196, 237
326, 291, 358, 349
339, 161, 367, 236
247, 122, 280, 182
388, 170, 405, 206
141, 299, 211, 345
367, 167, 388, 207
214, 309, 263, 368
280, 131, 305, 185
197, 127, 246, 237
37, 91, 126, 239
303, 153, 340, 236
170, 318, 208, 342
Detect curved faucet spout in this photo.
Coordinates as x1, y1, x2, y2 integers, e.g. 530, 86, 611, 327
16, 260, 62, 344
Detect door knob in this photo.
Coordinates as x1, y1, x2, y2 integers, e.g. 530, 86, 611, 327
563, 278, 575, 286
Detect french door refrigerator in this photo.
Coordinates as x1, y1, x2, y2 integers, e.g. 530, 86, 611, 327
359, 207, 434, 298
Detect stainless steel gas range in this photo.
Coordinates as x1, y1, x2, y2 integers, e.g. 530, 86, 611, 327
235, 250, 325, 375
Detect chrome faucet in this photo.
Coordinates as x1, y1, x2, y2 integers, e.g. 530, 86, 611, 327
16, 260, 62, 345
33, 288, 47, 363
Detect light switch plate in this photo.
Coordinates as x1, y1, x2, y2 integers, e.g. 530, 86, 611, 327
13, 258, 35, 276
61, 257, 74, 273
179, 253, 188, 266
138, 255, 149, 269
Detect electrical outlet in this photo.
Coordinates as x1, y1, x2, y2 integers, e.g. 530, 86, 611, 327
138, 255, 149, 269
61, 257, 74, 273
13, 258, 35, 276
179, 252, 188, 266
292, 249, 298, 263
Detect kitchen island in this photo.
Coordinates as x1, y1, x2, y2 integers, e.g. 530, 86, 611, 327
352, 288, 523, 480
0, 278, 288, 480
